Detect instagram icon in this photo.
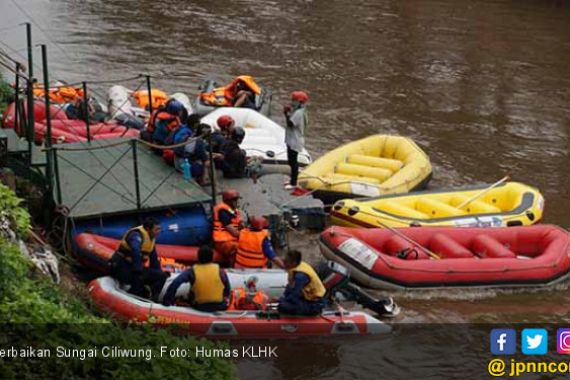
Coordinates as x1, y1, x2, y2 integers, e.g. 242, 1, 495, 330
557, 329, 570, 354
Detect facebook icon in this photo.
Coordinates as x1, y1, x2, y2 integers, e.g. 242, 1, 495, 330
491, 328, 516, 355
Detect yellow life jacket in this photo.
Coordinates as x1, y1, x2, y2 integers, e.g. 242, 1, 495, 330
236, 229, 269, 268
118, 226, 156, 264
192, 263, 225, 304
212, 202, 241, 243
288, 262, 326, 301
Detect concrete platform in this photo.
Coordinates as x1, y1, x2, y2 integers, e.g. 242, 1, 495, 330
209, 172, 325, 247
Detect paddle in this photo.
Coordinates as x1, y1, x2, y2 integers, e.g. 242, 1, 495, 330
375, 218, 440, 260
456, 176, 510, 210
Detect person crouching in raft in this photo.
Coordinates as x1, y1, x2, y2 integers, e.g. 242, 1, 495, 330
235, 216, 285, 269
109, 217, 169, 301
278, 250, 326, 316
212, 189, 243, 264
162, 245, 230, 312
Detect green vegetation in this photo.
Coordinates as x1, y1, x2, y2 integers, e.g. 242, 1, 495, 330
0, 184, 235, 379
0, 73, 13, 115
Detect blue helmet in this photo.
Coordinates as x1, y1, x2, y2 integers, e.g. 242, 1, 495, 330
166, 99, 184, 115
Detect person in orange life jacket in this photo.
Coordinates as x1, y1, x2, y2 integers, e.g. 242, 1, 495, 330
148, 99, 184, 144
109, 217, 169, 300
278, 250, 326, 316
212, 189, 243, 261
232, 79, 256, 109
283, 91, 309, 190
162, 245, 230, 312
235, 216, 285, 269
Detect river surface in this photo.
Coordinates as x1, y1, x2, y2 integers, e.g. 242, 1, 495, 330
2, 0, 570, 378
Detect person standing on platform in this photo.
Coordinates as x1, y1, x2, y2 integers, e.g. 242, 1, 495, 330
283, 91, 309, 190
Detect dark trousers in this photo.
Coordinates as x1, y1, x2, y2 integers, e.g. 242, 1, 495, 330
110, 254, 168, 300
278, 297, 325, 316
287, 146, 299, 186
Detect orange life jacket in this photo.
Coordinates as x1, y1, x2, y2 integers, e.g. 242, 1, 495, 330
146, 109, 180, 134
33, 85, 84, 104
199, 75, 261, 106
227, 287, 269, 311
132, 89, 168, 110
212, 202, 241, 243
235, 229, 269, 268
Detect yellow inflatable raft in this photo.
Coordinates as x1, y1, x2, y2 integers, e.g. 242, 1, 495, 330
298, 135, 432, 202
330, 181, 544, 228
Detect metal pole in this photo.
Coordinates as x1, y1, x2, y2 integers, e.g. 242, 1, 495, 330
41, 44, 53, 196
14, 64, 20, 136
207, 132, 217, 206
82, 81, 91, 142
145, 75, 153, 115
131, 139, 142, 215
53, 146, 62, 204
26, 23, 34, 160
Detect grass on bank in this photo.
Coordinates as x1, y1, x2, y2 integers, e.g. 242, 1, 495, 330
0, 182, 235, 379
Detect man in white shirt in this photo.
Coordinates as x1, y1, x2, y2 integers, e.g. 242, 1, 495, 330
283, 91, 309, 189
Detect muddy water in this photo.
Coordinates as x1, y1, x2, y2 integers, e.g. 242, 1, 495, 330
2, 0, 570, 378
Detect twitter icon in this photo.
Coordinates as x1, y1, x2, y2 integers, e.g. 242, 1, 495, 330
522, 329, 548, 355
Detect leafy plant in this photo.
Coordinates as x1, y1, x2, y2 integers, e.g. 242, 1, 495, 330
0, 182, 31, 235
0, 73, 14, 115
0, 184, 235, 379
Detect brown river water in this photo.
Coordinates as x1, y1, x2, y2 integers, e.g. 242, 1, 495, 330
2, 0, 570, 378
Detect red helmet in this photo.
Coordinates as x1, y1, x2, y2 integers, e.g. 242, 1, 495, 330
222, 189, 240, 202
217, 115, 235, 130
291, 91, 309, 103
249, 216, 269, 230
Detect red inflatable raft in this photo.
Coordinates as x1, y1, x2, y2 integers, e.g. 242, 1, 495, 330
2, 100, 140, 143
73, 233, 221, 273
319, 225, 570, 289
88, 276, 389, 338
34, 120, 139, 144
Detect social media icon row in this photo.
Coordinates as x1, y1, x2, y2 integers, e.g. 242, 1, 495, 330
491, 328, 570, 355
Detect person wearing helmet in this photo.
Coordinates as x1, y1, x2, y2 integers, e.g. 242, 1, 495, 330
216, 126, 248, 178
150, 99, 184, 145
212, 189, 243, 260
216, 115, 235, 137
283, 91, 309, 190
235, 216, 285, 269
208, 114, 234, 154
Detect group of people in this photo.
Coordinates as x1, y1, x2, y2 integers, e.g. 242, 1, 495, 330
136, 85, 309, 190
138, 99, 250, 185
109, 190, 326, 315
108, 78, 316, 315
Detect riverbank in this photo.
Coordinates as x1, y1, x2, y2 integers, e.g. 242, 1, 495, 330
0, 176, 235, 378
